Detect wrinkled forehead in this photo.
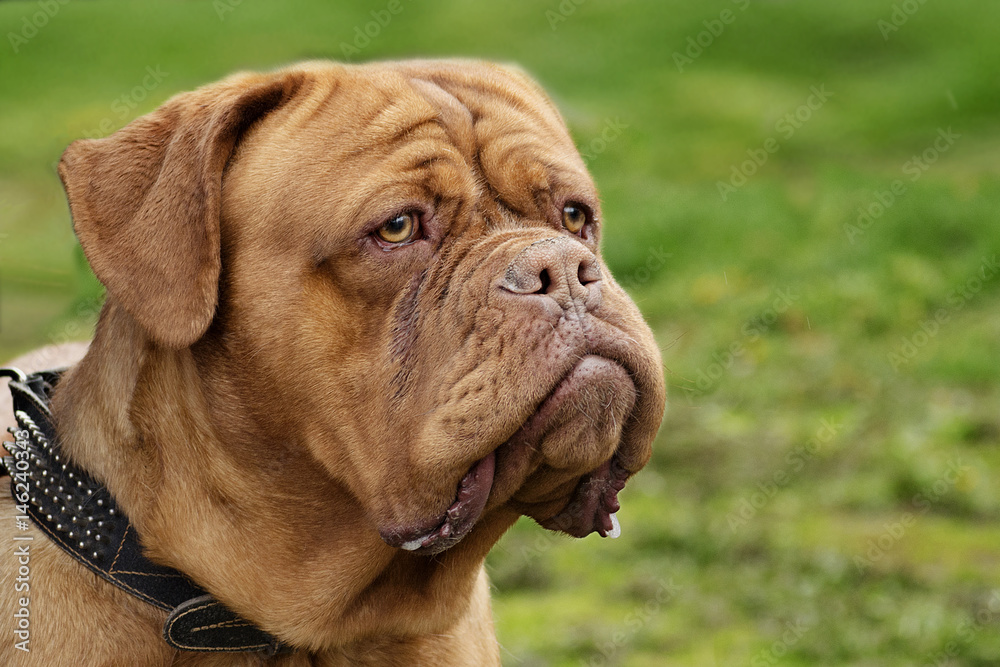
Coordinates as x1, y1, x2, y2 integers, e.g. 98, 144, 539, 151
347, 59, 585, 166
240, 61, 596, 221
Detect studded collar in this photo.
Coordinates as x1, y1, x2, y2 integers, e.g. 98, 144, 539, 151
1, 367, 290, 655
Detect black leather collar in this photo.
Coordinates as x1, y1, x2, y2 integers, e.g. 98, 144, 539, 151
1, 367, 290, 655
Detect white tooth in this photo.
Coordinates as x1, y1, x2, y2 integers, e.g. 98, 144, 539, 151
607, 513, 621, 539
400, 538, 424, 551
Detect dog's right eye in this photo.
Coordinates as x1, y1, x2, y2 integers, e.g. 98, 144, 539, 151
375, 212, 419, 245
562, 204, 587, 234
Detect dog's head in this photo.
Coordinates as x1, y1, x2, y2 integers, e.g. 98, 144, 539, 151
57, 60, 666, 644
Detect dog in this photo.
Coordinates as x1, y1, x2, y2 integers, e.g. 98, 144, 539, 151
0, 60, 666, 665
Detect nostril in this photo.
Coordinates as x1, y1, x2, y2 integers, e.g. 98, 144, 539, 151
578, 259, 601, 286
537, 269, 552, 294
500, 237, 602, 298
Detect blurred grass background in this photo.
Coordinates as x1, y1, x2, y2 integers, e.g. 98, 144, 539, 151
2, 0, 999, 664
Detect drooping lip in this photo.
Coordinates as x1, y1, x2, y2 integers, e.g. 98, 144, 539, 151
380, 450, 496, 556
380, 348, 640, 556
504, 353, 639, 540
538, 456, 628, 538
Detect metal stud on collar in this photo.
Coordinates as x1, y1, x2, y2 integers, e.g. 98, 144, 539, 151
9, 409, 116, 563
3, 367, 291, 654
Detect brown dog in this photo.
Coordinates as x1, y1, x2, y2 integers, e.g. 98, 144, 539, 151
0, 60, 665, 665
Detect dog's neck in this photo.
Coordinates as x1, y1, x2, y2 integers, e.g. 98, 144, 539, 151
47, 301, 511, 658
50, 302, 155, 515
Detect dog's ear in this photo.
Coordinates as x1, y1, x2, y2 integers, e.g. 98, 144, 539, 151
58, 72, 304, 349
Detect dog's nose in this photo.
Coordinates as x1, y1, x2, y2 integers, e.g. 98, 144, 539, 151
500, 236, 602, 310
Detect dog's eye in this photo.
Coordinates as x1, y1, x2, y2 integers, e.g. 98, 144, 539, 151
376, 212, 419, 244
562, 204, 588, 234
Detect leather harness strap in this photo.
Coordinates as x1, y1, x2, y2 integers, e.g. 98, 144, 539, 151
1, 367, 290, 655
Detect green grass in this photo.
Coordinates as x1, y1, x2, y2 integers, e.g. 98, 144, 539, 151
2, 0, 999, 664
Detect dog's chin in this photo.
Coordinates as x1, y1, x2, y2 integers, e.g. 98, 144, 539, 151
380, 355, 637, 556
